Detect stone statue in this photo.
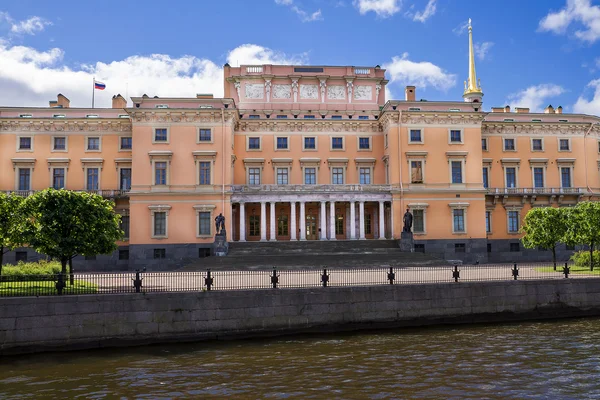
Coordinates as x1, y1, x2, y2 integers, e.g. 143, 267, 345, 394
215, 213, 225, 235
403, 208, 413, 233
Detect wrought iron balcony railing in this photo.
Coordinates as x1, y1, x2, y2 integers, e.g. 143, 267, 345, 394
485, 187, 585, 195
0, 189, 130, 198
230, 184, 393, 193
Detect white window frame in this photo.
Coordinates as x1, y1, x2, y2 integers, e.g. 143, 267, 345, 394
193, 204, 216, 238
558, 137, 571, 152
530, 164, 547, 189
330, 136, 345, 151
276, 167, 290, 185
84, 166, 101, 191
328, 159, 348, 184
448, 158, 465, 185
506, 207, 522, 234
357, 136, 372, 151
119, 136, 133, 151
148, 151, 172, 188
331, 167, 345, 184
16, 135, 34, 152
15, 167, 32, 191
408, 203, 429, 235
302, 136, 318, 151
51, 136, 68, 152
246, 136, 262, 151
355, 158, 376, 185
303, 166, 318, 184
193, 151, 216, 187
248, 167, 262, 185
409, 128, 424, 144
530, 137, 544, 152
274, 136, 290, 151
559, 165, 573, 188
47, 159, 70, 189
503, 137, 516, 152
409, 158, 426, 184
117, 164, 133, 191
481, 137, 488, 151
503, 165, 519, 188
149, 205, 171, 239
449, 203, 469, 234
243, 159, 265, 186
85, 136, 102, 152
197, 128, 213, 144
482, 166, 490, 188
152, 127, 170, 144
448, 128, 464, 144
485, 210, 492, 234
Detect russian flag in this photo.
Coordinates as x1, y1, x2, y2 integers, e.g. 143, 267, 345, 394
94, 81, 106, 90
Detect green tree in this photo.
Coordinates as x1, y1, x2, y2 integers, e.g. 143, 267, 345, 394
564, 201, 600, 271
19, 189, 123, 287
0, 193, 24, 275
521, 206, 568, 270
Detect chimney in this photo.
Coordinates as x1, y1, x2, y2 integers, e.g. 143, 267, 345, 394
491, 107, 504, 113
49, 93, 70, 108
504, 105, 510, 113
112, 94, 127, 109
405, 86, 416, 101
515, 107, 530, 113
196, 93, 214, 99
544, 104, 555, 114
556, 105, 563, 114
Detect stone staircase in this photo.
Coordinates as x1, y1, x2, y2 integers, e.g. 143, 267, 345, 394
179, 240, 444, 271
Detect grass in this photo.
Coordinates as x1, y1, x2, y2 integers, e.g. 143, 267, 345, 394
535, 266, 600, 276
0, 280, 98, 296
1, 260, 62, 277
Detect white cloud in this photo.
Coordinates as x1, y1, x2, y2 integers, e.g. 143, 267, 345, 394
474, 41, 494, 60
0, 12, 51, 35
539, 0, 600, 43
573, 79, 600, 114
274, 0, 323, 22
353, 0, 401, 18
383, 52, 456, 92
0, 41, 307, 108
506, 84, 566, 112
411, 0, 436, 23
452, 19, 469, 35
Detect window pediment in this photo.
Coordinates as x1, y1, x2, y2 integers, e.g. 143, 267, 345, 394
11, 158, 36, 170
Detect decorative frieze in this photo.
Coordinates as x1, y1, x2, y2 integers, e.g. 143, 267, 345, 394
482, 123, 593, 136
300, 84, 318, 100
236, 120, 382, 133
400, 113, 485, 126
0, 120, 132, 133
245, 83, 264, 99
354, 85, 372, 101
272, 84, 292, 99
327, 85, 345, 100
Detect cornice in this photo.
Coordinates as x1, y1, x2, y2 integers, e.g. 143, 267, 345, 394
235, 120, 381, 133
0, 119, 132, 133
400, 112, 485, 126
128, 110, 238, 125
482, 122, 597, 136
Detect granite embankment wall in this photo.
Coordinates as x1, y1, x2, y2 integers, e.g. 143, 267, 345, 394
2, 279, 600, 355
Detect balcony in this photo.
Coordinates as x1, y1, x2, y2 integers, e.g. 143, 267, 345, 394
0, 189, 130, 198
485, 187, 585, 195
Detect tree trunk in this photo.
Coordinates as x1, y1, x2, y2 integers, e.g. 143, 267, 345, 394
552, 246, 557, 271
0, 246, 3, 277
68, 257, 74, 286
60, 257, 67, 274
590, 242, 594, 271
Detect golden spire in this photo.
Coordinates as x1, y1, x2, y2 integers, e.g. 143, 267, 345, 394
464, 18, 482, 96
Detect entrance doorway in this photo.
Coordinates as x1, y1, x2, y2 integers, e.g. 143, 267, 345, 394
306, 215, 318, 240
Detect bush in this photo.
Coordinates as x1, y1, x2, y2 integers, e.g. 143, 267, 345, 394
570, 250, 600, 269
1, 260, 62, 281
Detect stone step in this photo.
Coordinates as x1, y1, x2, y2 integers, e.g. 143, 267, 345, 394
228, 240, 400, 255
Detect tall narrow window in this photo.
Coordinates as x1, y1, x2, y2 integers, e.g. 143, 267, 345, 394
505, 167, 516, 188
120, 215, 130, 239
154, 212, 166, 236
335, 213, 344, 235
199, 162, 211, 185
533, 167, 544, 188
249, 215, 260, 236
359, 167, 371, 184
482, 167, 489, 189
413, 209, 424, 233
120, 168, 131, 190
155, 162, 167, 185
276, 168, 289, 185
86, 168, 99, 190
332, 167, 344, 184
53, 168, 65, 189
561, 167, 571, 188
411, 161, 423, 183
248, 168, 261, 185
508, 210, 519, 233
18, 168, 30, 191
451, 161, 462, 184
485, 211, 491, 233
198, 212, 211, 235
365, 213, 372, 235
305, 168, 316, 184
481, 138, 488, 151
453, 209, 465, 233
277, 215, 289, 236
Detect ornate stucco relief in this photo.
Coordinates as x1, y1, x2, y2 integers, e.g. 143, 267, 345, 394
272, 84, 292, 99
327, 85, 345, 100
245, 83, 264, 99
300, 84, 319, 100
354, 85, 372, 101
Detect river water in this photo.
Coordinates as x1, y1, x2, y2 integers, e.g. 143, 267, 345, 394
2, 318, 600, 399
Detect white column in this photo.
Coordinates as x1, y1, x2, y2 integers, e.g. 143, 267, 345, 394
329, 201, 336, 240
299, 201, 306, 240
378, 201, 385, 239
260, 201, 267, 241
269, 201, 276, 241
239, 202, 246, 242
349, 201, 356, 240
290, 202, 297, 241
320, 201, 327, 240
359, 201, 366, 240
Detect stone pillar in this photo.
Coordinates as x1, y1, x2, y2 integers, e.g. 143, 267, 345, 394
290, 201, 297, 241
349, 201, 356, 239
260, 201, 267, 241
270, 201, 276, 241
299, 201, 306, 241
378, 201, 385, 240
359, 201, 366, 240
320, 201, 327, 240
329, 201, 336, 240
239, 202, 246, 242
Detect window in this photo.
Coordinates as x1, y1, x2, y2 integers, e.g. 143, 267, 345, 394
505, 167, 517, 188
561, 167, 571, 188
19, 114, 32, 118
249, 215, 260, 236
248, 137, 261, 150
504, 138, 515, 151
155, 162, 167, 185
453, 209, 465, 233
276, 115, 288, 119
532, 138, 543, 151
358, 115, 369, 120
53, 137, 66, 151
248, 167, 261, 185
411, 161, 423, 184
451, 161, 463, 184
120, 216, 130, 239
533, 167, 544, 188
414, 244, 425, 253
410, 129, 422, 143
304, 168, 316, 184
277, 215, 289, 236
154, 212, 166, 236
481, 138, 488, 151
508, 210, 519, 233
87, 137, 100, 151
482, 167, 489, 189
303, 115, 315, 119
304, 137, 316, 150
559, 138, 570, 151
153, 249, 166, 259
199, 212, 211, 236
532, 119, 542, 122
52, 168, 65, 189
455, 243, 466, 253
276, 137, 288, 150
85, 255, 96, 261
154, 128, 168, 142
332, 167, 344, 184
248, 115, 260, 119
510, 243, 520, 252
276, 168, 289, 185
504, 118, 515, 122
358, 137, 370, 150
199, 162, 211, 185
199, 129, 211, 142
18, 168, 30, 191
331, 137, 344, 150
485, 211, 491, 233
359, 167, 371, 184
365, 213, 372, 235
86, 168, 99, 190
120, 168, 132, 191
15, 251, 27, 262
449, 130, 462, 143
19, 137, 32, 150
408, 107, 421, 111
120, 137, 132, 150
413, 210, 424, 233
331, 115, 342, 119
119, 249, 129, 260
487, 243, 492, 253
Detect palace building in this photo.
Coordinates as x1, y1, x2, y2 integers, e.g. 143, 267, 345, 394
1, 22, 599, 268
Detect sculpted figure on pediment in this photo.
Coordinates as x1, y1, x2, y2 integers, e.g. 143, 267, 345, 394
272, 84, 291, 99
327, 85, 345, 100
300, 84, 319, 99
354, 85, 372, 101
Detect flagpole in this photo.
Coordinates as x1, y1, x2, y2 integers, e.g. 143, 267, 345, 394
92, 77, 95, 109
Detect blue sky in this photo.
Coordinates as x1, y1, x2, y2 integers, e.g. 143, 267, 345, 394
0, 0, 599, 114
